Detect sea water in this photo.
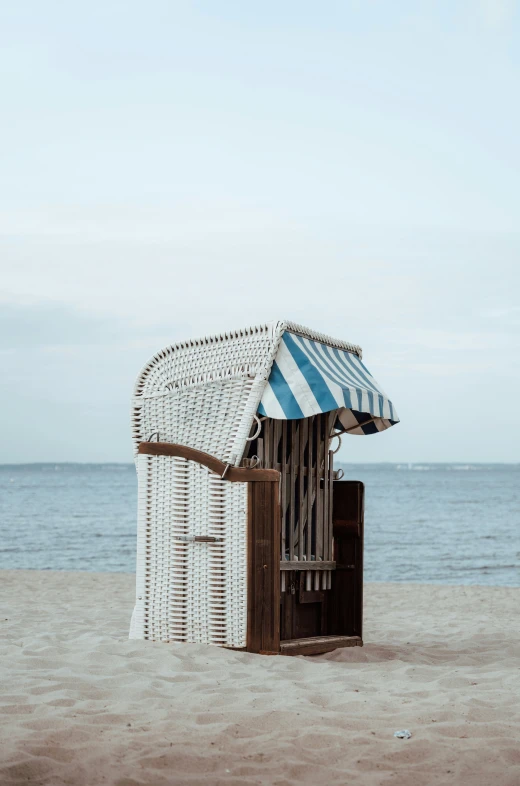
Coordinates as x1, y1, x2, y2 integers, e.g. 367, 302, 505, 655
0, 463, 518, 585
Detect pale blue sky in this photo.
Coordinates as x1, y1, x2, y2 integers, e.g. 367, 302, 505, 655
1, 1, 519, 463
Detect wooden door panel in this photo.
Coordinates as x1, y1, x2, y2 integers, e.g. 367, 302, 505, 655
280, 572, 327, 641
328, 480, 364, 639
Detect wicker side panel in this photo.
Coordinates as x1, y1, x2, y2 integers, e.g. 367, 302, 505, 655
130, 454, 248, 647
133, 377, 257, 465
132, 323, 284, 466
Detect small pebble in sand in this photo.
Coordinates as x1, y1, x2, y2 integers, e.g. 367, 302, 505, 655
394, 730, 412, 739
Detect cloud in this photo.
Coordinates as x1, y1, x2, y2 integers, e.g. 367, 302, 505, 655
478, 0, 517, 30
0, 301, 129, 350
480, 306, 520, 325
395, 328, 518, 353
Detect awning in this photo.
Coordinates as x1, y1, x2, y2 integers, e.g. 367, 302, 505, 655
258, 331, 399, 435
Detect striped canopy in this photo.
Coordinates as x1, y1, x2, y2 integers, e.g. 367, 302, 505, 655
258, 331, 399, 436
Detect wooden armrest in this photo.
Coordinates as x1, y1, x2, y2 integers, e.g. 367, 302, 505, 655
138, 442, 280, 483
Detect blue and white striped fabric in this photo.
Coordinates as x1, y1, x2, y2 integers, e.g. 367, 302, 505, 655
258, 332, 399, 435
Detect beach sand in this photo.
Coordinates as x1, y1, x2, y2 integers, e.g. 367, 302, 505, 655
0, 571, 518, 786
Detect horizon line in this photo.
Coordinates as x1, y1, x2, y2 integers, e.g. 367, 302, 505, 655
0, 461, 518, 467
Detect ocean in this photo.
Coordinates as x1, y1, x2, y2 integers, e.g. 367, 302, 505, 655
0, 463, 518, 586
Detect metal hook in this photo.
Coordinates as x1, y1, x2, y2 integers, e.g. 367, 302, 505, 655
329, 433, 342, 454
245, 414, 262, 442
147, 431, 160, 442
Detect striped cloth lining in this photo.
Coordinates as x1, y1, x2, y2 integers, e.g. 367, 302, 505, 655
258, 331, 399, 435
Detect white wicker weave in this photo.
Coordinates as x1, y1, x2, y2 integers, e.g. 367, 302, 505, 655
130, 321, 362, 646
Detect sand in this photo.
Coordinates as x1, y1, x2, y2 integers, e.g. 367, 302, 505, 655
0, 571, 519, 786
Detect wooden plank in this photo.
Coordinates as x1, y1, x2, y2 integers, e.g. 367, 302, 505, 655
315, 414, 323, 563
299, 581, 324, 604
280, 635, 362, 657
306, 416, 314, 593
256, 437, 264, 467
320, 592, 328, 633
264, 417, 271, 469
138, 442, 280, 482
307, 416, 314, 563
281, 575, 293, 639
298, 418, 307, 561
296, 466, 318, 536
246, 480, 281, 654
323, 433, 342, 600
281, 420, 287, 562
323, 430, 330, 563
282, 420, 288, 468
323, 411, 336, 590
289, 421, 297, 561
328, 447, 334, 591
280, 561, 336, 571
273, 419, 282, 467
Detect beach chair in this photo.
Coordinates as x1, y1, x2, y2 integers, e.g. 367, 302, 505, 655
129, 321, 398, 655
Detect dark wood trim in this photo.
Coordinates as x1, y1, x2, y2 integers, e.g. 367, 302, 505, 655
246, 480, 281, 654
138, 442, 280, 483
298, 584, 324, 604
280, 635, 362, 656
333, 519, 361, 536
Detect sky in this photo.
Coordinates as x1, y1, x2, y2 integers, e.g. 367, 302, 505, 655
1, 0, 519, 464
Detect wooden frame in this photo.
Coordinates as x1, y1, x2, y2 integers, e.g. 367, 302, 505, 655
246, 413, 338, 593
138, 442, 279, 483
247, 480, 281, 654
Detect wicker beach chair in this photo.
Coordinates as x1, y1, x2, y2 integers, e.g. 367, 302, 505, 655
130, 321, 398, 655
